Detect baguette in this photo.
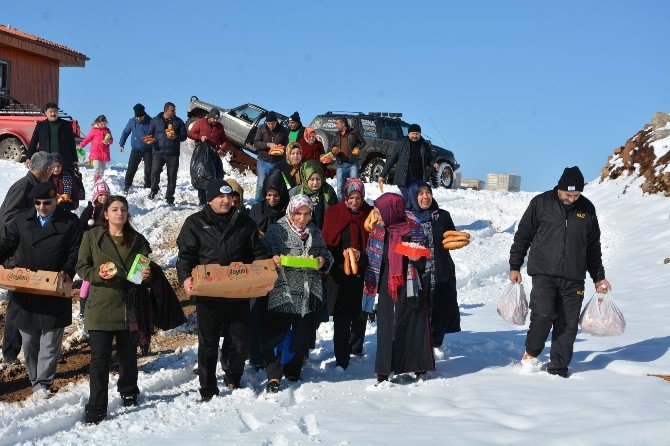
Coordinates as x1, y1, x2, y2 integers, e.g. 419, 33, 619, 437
343, 249, 351, 275
348, 248, 358, 275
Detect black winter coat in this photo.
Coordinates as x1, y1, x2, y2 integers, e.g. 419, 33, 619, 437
424, 209, 457, 283
26, 118, 77, 169
330, 128, 367, 163
176, 206, 269, 301
509, 188, 605, 283
0, 172, 39, 237
0, 207, 83, 329
253, 123, 289, 163
147, 113, 187, 156
380, 137, 433, 187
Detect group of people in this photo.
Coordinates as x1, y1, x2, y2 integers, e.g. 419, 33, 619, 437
1, 100, 611, 427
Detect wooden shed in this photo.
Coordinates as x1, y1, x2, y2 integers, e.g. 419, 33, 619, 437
0, 25, 88, 107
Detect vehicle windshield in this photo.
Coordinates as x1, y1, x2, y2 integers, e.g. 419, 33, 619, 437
230, 105, 262, 124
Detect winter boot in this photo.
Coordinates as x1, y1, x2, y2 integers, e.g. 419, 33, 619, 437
121, 393, 138, 407
84, 410, 106, 425
266, 380, 280, 393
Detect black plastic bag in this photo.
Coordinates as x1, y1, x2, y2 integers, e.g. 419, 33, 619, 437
190, 143, 218, 190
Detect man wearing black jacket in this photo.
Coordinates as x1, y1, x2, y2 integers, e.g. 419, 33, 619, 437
0, 152, 54, 365
176, 179, 268, 400
253, 112, 288, 202
25, 102, 78, 170
0, 182, 82, 395
378, 124, 438, 205
509, 166, 611, 377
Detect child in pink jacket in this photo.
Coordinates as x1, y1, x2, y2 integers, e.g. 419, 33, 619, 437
78, 115, 113, 180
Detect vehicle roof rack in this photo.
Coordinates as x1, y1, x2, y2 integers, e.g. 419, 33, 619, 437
324, 111, 364, 116
368, 112, 402, 118
0, 103, 73, 119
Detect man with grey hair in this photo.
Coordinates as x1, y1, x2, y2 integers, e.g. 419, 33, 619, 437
0, 151, 54, 365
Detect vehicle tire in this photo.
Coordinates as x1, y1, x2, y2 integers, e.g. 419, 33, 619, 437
432, 162, 454, 189
315, 130, 330, 152
0, 137, 24, 162
361, 157, 386, 183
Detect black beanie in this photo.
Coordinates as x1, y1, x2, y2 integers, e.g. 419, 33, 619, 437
557, 166, 585, 192
206, 179, 233, 202
408, 124, 421, 133
265, 111, 278, 123
133, 103, 145, 117
289, 111, 300, 123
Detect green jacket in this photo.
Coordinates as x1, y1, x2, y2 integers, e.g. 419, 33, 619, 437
76, 226, 151, 331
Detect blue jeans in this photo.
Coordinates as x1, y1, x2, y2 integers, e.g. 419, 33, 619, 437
255, 158, 280, 202
336, 162, 359, 199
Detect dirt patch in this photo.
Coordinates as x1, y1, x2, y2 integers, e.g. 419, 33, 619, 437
600, 113, 670, 196
648, 374, 670, 383
0, 268, 197, 403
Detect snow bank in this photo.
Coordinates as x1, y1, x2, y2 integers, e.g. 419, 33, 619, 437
0, 160, 668, 445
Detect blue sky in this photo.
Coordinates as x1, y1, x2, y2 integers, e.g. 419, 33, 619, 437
3, 1, 668, 191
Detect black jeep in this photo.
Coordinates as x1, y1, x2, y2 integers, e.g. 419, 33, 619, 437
310, 112, 459, 188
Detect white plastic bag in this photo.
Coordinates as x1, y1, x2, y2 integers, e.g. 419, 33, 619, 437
497, 283, 528, 326
579, 292, 626, 336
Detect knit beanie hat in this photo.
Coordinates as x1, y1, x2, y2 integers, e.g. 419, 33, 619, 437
265, 111, 278, 123
557, 166, 585, 192
92, 180, 110, 202
133, 103, 146, 117
408, 124, 421, 133
206, 179, 233, 202
289, 112, 301, 123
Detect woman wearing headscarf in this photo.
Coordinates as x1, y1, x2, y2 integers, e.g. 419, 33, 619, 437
261, 195, 334, 392
249, 170, 290, 236
247, 170, 290, 370
289, 160, 338, 229
322, 179, 372, 369
363, 193, 434, 382
405, 180, 460, 351
298, 126, 325, 163
224, 178, 247, 214
278, 141, 303, 189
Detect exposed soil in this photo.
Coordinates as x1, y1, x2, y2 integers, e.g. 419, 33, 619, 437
0, 268, 197, 403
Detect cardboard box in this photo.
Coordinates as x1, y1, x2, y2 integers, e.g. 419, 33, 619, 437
191, 259, 278, 299
0, 266, 72, 298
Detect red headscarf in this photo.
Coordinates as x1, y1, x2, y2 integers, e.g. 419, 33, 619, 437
374, 193, 411, 301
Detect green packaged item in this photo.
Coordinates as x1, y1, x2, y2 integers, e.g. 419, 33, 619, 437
127, 253, 151, 284
280, 255, 319, 269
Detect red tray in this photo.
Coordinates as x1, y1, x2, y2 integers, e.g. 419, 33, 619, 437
394, 243, 431, 259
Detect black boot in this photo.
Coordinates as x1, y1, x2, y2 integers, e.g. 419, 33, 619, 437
84, 410, 106, 425
121, 393, 138, 407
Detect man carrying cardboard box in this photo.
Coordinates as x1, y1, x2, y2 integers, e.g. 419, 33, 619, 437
0, 182, 82, 397
176, 179, 268, 401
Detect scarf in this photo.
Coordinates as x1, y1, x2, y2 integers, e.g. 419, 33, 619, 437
407, 180, 439, 223
298, 160, 335, 203
322, 178, 370, 250
406, 210, 439, 309
285, 141, 302, 183
256, 170, 289, 232
363, 219, 423, 310
322, 200, 371, 251
286, 194, 314, 240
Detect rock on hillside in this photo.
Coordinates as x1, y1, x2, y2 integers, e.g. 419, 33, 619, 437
600, 112, 670, 195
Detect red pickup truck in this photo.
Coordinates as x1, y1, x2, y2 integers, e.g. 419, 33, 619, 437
0, 104, 82, 161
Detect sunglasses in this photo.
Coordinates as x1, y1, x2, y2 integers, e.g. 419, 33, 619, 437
34, 200, 53, 206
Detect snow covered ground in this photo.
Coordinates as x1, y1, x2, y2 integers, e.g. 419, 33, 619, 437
0, 157, 668, 445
